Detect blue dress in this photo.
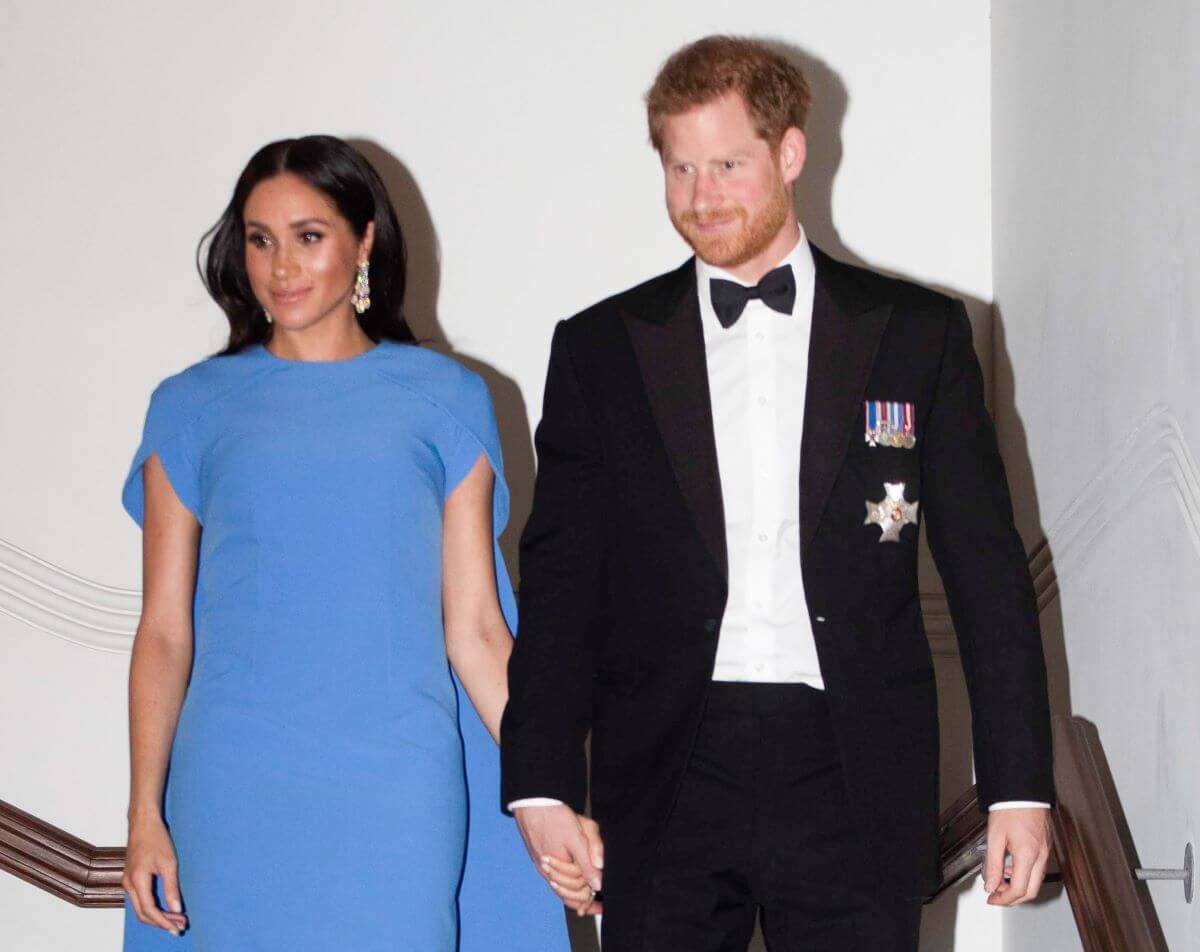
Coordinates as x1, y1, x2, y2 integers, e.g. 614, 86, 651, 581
121, 341, 565, 951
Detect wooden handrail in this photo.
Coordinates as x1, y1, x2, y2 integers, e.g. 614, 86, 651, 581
0, 800, 124, 907
931, 783, 989, 897
925, 715, 1171, 952
1051, 716, 1169, 952
0, 714, 1176, 952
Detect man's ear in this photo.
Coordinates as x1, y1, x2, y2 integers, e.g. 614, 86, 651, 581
778, 127, 807, 187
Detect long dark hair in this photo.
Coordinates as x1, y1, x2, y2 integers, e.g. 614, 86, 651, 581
200, 135, 415, 354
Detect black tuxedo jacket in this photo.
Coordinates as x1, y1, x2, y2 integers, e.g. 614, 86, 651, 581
501, 246, 1054, 907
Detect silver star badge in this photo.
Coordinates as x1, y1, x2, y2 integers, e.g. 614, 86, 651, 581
864, 482, 919, 543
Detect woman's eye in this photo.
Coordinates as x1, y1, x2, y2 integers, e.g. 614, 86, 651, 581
300, 231, 323, 243
247, 233, 270, 248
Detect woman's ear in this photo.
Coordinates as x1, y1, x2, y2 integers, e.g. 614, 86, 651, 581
358, 220, 376, 264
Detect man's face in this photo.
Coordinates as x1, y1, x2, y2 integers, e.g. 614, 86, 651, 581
660, 92, 804, 272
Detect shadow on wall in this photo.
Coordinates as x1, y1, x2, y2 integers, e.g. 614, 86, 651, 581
349, 139, 536, 588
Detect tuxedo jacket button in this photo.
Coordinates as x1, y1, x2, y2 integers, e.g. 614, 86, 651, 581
704, 618, 719, 633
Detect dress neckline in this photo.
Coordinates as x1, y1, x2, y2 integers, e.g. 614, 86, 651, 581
254, 340, 391, 367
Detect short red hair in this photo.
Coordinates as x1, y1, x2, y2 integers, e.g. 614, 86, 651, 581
646, 36, 812, 153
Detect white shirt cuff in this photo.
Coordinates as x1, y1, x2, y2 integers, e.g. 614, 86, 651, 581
988, 800, 1051, 811
508, 798, 566, 810
511, 800, 1050, 813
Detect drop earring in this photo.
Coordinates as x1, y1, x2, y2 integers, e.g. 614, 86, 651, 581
352, 261, 371, 314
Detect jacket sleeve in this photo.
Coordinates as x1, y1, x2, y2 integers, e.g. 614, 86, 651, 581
921, 299, 1055, 809
500, 321, 605, 814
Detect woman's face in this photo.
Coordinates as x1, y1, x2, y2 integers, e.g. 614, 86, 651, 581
242, 172, 373, 332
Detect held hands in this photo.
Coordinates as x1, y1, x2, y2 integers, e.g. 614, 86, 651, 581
514, 803, 605, 917
983, 807, 1052, 906
123, 814, 187, 936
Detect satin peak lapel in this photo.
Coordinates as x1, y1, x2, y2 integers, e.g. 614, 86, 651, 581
800, 248, 892, 550
623, 262, 728, 579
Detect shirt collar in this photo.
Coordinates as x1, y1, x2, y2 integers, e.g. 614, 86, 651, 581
696, 227, 815, 333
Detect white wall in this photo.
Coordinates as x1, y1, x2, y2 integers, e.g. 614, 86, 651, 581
0, 2, 994, 949
992, 0, 1200, 948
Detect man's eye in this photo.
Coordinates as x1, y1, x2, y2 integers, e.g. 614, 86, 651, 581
675, 164, 693, 176
722, 160, 738, 171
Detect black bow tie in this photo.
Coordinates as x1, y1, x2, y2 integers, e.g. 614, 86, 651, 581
709, 265, 797, 328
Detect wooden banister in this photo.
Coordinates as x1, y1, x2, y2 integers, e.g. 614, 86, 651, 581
1051, 716, 1169, 952
0, 800, 124, 907
932, 783, 989, 897
925, 715, 1171, 952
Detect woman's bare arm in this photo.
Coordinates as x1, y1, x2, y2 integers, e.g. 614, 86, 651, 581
123, 453, 198, 935
443, 456, 596, 909
442, 454, 513, 743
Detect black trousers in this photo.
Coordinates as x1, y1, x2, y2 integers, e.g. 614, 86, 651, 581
637, 682, 921, 952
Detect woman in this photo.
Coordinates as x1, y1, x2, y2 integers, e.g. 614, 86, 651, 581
120, 135, 581, 949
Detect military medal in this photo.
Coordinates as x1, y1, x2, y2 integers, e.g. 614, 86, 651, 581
902, 402, 916, 448
864, 400, 916, 449
864, 482, 919, 542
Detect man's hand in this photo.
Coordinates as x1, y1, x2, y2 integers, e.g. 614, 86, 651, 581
984, 807, 1052, 905
514, 803, 605, 916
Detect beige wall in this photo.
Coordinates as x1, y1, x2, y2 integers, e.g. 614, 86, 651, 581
0, 2, 995, 948
992, 0, 1200, 947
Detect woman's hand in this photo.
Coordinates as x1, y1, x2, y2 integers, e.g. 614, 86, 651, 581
123, 815, 188, 936
543, 851, 604, 917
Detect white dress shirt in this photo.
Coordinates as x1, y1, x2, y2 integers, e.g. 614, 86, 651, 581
510, 231, 1047, 811
699, 233, 822, 686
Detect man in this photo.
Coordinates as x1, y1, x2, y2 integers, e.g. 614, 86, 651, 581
502, 36, 1053, 950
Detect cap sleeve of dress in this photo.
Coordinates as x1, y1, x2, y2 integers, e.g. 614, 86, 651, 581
121, 376, 202, 527
438, 371, 511, 537
436, 369, 517, 633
